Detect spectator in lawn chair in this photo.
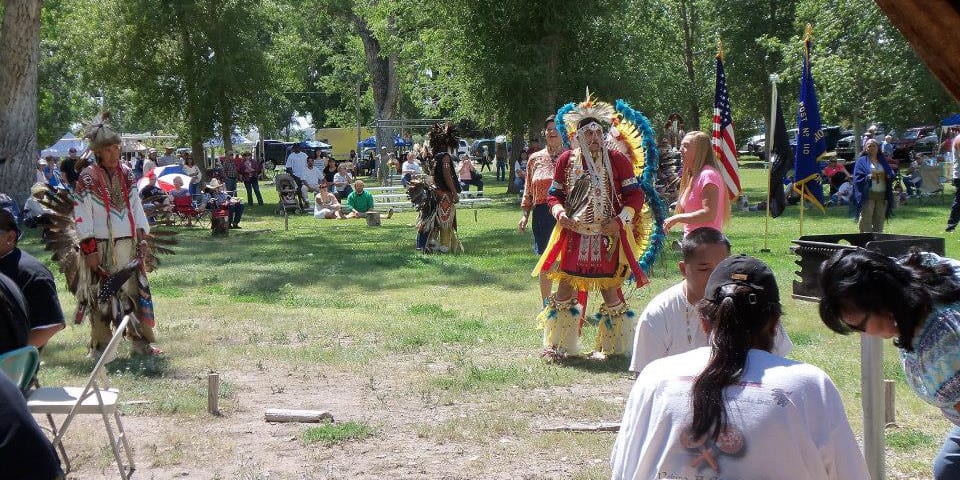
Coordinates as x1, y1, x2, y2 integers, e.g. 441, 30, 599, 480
333, 164, 354, 201
629, 227, 792, 375
299, 156, 324, 202
139, 174, 172, 222
0, 206, 65, 349
21, 183, 53, 230
206, 178, 244, 229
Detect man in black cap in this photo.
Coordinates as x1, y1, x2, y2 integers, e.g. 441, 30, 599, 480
0, 207, 65, 349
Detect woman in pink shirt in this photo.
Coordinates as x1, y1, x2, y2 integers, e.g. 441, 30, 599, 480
664, 131, 729, 236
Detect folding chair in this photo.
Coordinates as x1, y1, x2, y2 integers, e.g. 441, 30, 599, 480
0, 345, 39, 391
917, 162, 945, 205
28, 315, 136, 479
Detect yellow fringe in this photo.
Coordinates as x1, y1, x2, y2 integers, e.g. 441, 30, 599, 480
536, 303, 580, 355
594, 305, 637, 356
545, 271, 626, 292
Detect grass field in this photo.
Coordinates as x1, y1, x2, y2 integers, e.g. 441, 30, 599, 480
23, 168, 957, 478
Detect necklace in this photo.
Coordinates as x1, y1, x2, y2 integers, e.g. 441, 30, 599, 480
682, 283, 694, 346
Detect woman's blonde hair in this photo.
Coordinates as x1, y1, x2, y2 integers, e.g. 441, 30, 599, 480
676, 131, 730, 224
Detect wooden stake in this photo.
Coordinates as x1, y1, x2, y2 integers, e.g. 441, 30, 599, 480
540, 422, 620, 433
264, 409, 333, 423
884, 379, 896, 425
207, 372, 220, 415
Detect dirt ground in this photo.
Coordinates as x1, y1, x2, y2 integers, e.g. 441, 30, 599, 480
59, 352, 630, 479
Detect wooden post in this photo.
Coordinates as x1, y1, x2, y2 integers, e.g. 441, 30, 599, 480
207, 372, 220, 415
862, 335, 885, 479
884, 379, 896, 425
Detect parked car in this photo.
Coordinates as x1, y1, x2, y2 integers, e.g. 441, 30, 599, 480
457, 139, 469, 156
893, 125, 937, 160
742, 133, 766, 158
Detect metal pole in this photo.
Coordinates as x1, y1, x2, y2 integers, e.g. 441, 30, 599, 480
762, 74, 779, 253
862, 335, 885, 479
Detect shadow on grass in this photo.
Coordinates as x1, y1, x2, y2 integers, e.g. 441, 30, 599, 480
562, 355, 631, 374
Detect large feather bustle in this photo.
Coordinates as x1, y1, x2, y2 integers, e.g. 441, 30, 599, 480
426, 122, 459, 156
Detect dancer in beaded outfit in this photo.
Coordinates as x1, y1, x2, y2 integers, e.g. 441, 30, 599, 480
533, 95, 666, 361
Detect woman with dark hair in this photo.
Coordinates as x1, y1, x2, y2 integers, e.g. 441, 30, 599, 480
819, 248, 960, 479
851, 138, 894, 233
612, 255, 866, 479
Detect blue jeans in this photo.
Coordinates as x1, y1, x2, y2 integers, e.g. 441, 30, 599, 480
496, 161, 506, 181
934, 426, 960, 479
225, 177, 238, 195
228, 202, 244, 226
243, 179, 263, 205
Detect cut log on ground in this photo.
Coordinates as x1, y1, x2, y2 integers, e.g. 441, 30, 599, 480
264, 409, 334, 423
540, 422, 620, 433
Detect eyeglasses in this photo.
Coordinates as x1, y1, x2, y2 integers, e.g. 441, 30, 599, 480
844, 313, 869, 333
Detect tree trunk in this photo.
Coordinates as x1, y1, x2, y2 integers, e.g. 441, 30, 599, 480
354, 13, 398, 183
679, 0, 701, 131
221, 102, 234, 157
0, 0, 42, 205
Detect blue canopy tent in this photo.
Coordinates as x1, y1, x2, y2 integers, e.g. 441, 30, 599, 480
41, 133, 87, 158
943, 113, 960, 127
357, 135, 412, 149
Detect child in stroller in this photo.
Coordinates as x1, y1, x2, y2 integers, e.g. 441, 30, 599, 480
274, 170, 304, 214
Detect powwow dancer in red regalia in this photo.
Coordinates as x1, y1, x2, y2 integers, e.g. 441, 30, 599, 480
533, 93, 666, 361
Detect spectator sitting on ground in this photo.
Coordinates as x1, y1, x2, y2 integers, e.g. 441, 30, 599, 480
315, 186, 344, 219
830, 179, 854, 206
629, 227, 792, 375
822, 157, 849, 196
0, 206, 65, 349
299, 156, 324, 201
457, 153, 483, 192
333, 164, 354, 201
345, 180, 393, 219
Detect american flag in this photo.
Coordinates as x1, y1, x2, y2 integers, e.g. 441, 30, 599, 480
712, 56, 742, 199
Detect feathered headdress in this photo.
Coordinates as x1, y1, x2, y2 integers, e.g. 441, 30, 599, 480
556, 88, 616, 149
84, 111, 122, 150
426, 122, 459, 157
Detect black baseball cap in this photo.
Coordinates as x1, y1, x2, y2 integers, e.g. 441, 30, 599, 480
703, 255, 779, 304
0, 205, 21, 240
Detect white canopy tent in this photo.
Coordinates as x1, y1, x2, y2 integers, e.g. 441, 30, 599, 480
40, 133, 87, 158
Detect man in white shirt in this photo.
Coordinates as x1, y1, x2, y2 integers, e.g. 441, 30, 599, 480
285, 143, 309, 207
157, 146, 178, 167
629, 227, 792, 374
400, 152, 421, 187
299, 157, 324, 200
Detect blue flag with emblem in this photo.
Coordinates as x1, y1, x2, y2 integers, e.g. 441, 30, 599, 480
793, 33, 826, 211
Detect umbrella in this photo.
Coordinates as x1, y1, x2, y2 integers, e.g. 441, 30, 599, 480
137, 165, 192, 193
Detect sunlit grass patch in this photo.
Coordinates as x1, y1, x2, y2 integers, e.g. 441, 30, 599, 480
415, 413, 527, 444
302, 421, 374, 446
887, 429, 936, 451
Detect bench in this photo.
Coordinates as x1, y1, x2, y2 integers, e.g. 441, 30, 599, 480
370, 191, 492, 212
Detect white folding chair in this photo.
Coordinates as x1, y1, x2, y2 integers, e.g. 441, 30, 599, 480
28, 315, 136, 479
918, 162, 945, 204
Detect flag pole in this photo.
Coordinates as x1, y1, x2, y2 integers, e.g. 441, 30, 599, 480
799, 183, 805, 236
762, 74, 779, 253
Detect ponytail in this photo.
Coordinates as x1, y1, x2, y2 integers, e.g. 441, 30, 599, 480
690, 285, 781, 441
